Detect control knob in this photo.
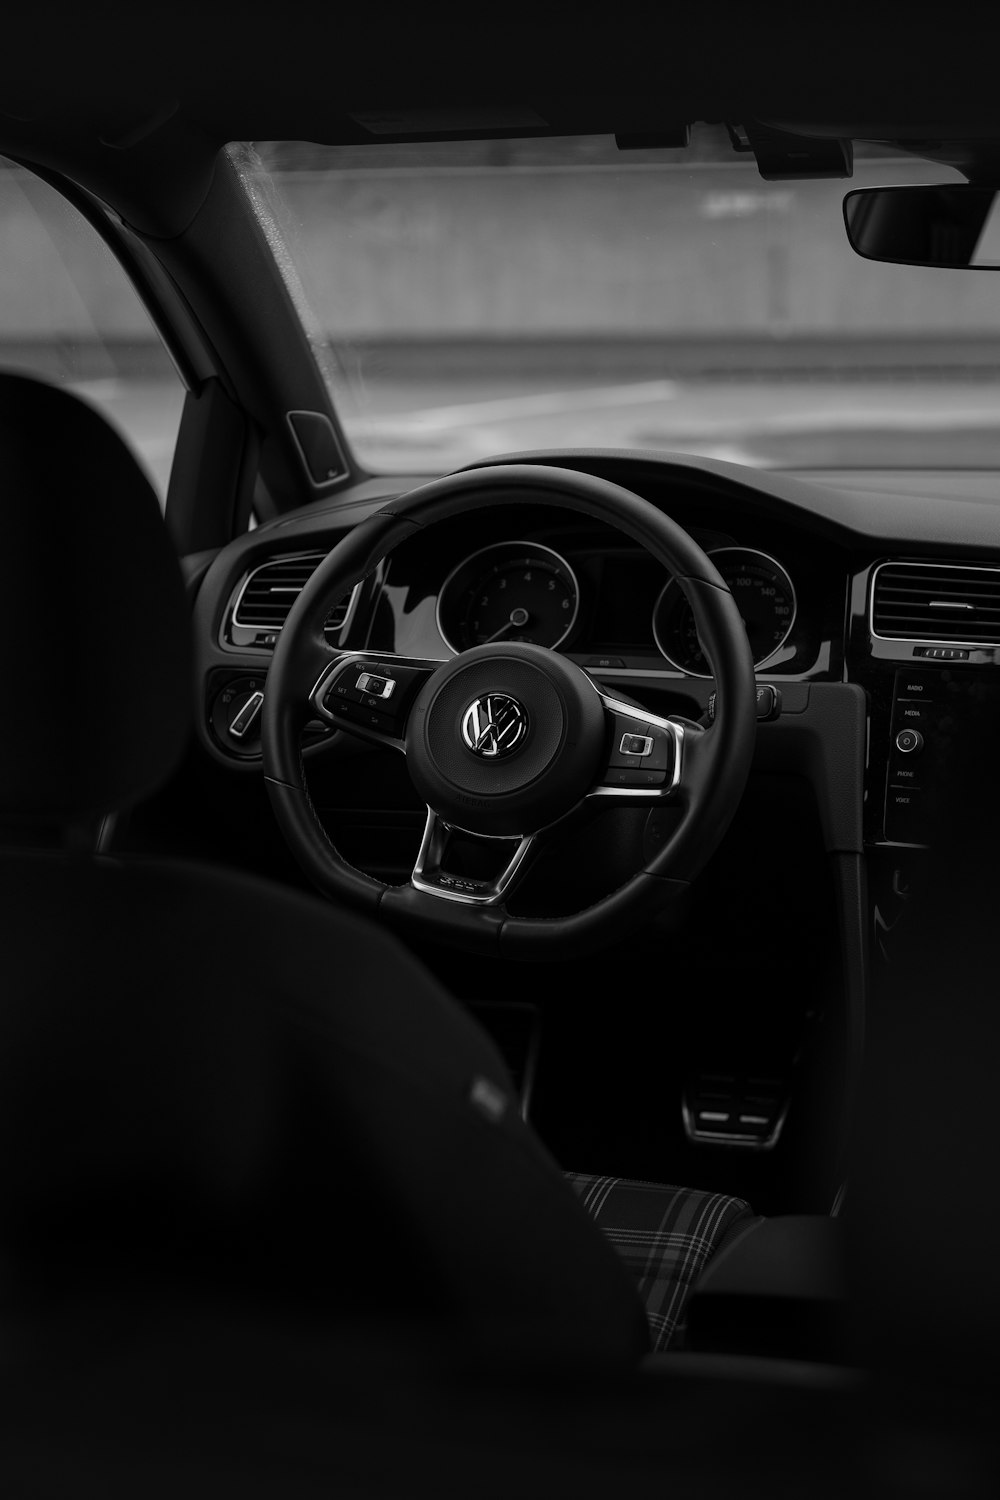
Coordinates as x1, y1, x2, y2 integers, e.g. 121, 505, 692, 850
895, 728, 924, 755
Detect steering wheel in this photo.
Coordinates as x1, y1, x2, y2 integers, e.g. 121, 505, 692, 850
262, 464, 756, 958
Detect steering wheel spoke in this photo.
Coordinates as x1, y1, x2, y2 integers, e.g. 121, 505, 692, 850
312, 650, 441, 752
411, 807, 537, 906
589, 690, 685, 803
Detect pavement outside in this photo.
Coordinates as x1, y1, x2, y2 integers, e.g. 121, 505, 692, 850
71, 370, 1000, 502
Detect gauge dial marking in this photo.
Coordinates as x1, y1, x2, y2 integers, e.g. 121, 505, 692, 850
437, 541, 580, 653
652, 547, 797, 676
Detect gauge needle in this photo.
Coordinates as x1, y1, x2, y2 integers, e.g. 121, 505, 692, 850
483, 606, 530, 643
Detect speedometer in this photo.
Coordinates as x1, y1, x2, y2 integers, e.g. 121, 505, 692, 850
652, 547, 797, 676
436, 541, 580, 653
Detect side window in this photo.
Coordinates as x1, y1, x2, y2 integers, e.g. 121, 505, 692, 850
0, 156, 185, 505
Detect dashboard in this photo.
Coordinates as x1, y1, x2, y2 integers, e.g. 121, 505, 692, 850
189, 449, 1000, 878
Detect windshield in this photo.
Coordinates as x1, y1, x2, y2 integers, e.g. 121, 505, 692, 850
231, 130, 1000, 473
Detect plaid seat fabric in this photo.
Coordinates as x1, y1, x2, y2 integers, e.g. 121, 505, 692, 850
566, 1174, 755, 1352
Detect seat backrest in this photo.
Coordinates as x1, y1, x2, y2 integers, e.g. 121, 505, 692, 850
0, 371, 649, 1369
0, 849, 650, 1367
0, 372, 191, 833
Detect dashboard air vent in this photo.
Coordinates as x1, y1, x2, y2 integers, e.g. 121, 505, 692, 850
232, 553, 355, 639
872, 561, 1000, 645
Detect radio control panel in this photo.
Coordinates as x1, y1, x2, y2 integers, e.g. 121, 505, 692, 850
884, 667, 1000, 844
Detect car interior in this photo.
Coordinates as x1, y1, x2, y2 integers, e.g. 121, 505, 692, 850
3, 3, 1000, 1492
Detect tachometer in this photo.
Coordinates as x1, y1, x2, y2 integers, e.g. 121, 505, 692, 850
652, 546, 796, 676
437, 541, 580, 653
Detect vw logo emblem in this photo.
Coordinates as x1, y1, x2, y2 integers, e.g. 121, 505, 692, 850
460, 693, 528, 759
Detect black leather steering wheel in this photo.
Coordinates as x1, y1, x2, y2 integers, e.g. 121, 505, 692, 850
262, 464, 756, 958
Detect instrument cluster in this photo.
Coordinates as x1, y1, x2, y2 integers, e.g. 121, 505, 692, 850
434, 537, 798, 676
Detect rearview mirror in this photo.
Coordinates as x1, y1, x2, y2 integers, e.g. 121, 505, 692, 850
843, 185, 1000, 268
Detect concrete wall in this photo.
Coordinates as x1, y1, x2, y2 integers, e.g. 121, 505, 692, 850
255, 157, 1000, 339
3, 153, 1000, 346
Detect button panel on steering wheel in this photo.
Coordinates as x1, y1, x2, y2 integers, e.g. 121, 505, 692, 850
320, 655, 430, 744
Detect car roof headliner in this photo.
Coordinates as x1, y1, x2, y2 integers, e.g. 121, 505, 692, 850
3, 3, 1000, 234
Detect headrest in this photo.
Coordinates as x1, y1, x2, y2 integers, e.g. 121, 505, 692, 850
0, 372, 192, 823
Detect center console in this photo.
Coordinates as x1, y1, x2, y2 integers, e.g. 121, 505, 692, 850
882, 666, 1000, 845
852, 559, 1000, 968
